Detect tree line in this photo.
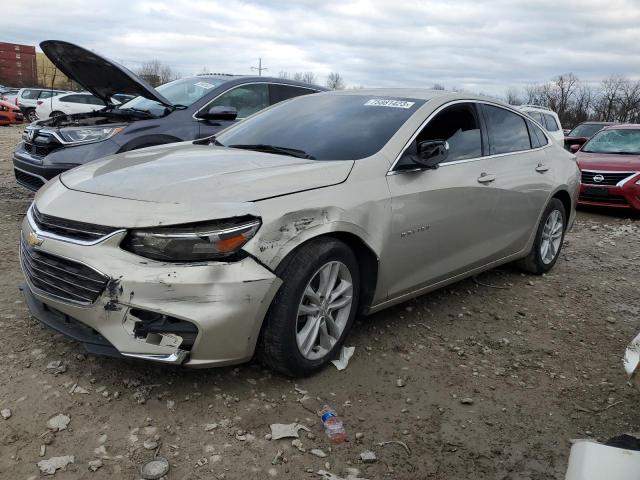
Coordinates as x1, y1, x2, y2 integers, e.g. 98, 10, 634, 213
506, 73, 640, 128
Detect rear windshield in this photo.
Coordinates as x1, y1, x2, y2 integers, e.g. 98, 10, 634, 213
119, 77, 228, 112
582, 129, 640, 154
568, 123, 606, 138
216, 94, 425, 160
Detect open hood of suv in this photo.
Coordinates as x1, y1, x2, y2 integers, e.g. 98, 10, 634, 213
40, 40, 173, 108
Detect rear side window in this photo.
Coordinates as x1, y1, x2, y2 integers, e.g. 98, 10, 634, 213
21, 89, 38, 99
483, 105, 531, 155
413, 102, 482, 163
85, 96, 105, 105
269, 84, 317, 105
60, 94, 85, 104
543, 113, 559, 132
526, 120, 548, 148
208, 84, 269, 118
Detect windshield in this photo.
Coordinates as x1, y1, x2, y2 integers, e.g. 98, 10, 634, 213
216, 95, 425, 160
582, 129, 640, 154
569, 123, 606, 138
119, 76, 228, 113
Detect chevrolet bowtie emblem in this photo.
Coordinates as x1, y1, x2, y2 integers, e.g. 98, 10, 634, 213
27, 231, 43, 247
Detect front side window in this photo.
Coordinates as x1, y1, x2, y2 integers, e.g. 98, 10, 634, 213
582, 129, 640, 154
216, 94, 425, 160
21, 89, 38, 99
208, 84, 269, 118
483, 105, 531, 155
543, 113, 559, 131
410, 103, 482, 164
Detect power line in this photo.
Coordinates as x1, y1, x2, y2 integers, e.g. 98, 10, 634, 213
251, 58, 267, 76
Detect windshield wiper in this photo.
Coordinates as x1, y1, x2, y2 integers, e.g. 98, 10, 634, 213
228, 144, 315, 159
118, 107, 154, 116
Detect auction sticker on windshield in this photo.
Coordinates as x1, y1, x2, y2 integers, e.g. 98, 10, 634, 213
194, 82, 216, 89
365, 99, 415, 108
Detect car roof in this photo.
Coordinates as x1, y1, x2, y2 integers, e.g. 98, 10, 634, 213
579, 121, 614, 125
314, 88, 513, 106
602, 123, 640, 130
191, 74, 328, 91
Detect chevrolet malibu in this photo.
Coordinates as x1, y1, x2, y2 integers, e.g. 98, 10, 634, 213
20, 89, 579, 376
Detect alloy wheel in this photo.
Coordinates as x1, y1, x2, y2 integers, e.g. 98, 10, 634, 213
296, 261, 353, 360
540, 209, 563, 264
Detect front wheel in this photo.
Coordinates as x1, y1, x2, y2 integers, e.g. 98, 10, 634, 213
517, 198, 566, 274
258, 238, 360, 377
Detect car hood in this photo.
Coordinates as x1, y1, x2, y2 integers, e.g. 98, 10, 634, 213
40, 40, 172, 108
0, 99, 18, 110
60, 143, 354, 204
576, 151, 640, 170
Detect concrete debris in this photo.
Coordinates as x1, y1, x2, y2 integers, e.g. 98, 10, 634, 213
270, 423, 310, 440
37, 455, 74, 475
1, 408, 11, 419
70, 385, 89, 395
317, 469, 368, 480
271, 450, 284, 465
141, 457, 170, 480
88, 459, 103, 472
331, 346, 355, 371
196, 457, 208, 467
143, 440, 158, 450
46, 413, 70, 432
292, 438, 305, 452
204, 423, 218, 431
359, 450, 377, 463
310, 448, 327, 458
396, 378, 406, 388
460, 397, 474, 405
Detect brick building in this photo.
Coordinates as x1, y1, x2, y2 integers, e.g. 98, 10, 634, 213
0, 42, 37, 87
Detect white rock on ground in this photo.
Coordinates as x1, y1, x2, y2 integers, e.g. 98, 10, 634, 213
88, 459, 103, 472
359, 450, 377, 463
310, 449, 327, 458
269, 423, 310, 440
37, 456, 74, 475
46, 414, 70, 432
1, 408, 11, 419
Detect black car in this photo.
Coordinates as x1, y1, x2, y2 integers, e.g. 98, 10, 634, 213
13, 40, 325, 191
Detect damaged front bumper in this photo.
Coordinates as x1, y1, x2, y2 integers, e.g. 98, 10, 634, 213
19, 217, 282, 367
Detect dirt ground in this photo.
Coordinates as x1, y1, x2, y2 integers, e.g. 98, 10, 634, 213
1, 122, 639, 480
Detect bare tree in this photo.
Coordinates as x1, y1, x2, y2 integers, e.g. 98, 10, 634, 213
136, 60, 178, 87
505, 87, 521, 105
326, 72, 345, 90
278, 71, 290, 79
432, 83, 445, 91
594, 76, 625, 121
618, 79, 640, 123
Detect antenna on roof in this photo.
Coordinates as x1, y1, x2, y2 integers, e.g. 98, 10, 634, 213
251, 58, 267, 76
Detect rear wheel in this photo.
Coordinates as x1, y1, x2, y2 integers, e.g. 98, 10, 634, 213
517, 198, 566, 274
25, 109, 37, 123
258, 238, 360, 377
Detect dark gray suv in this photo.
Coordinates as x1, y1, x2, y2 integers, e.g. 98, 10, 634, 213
13, 40, 325, 191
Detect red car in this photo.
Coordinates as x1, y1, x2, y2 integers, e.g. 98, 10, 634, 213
0, 98, 23, 125
576, 124, 640, 210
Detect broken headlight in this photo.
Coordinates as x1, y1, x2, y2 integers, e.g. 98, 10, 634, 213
58, 126, 124, 144
121, 217, 261, 262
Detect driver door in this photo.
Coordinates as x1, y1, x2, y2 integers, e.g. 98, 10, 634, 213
383, 102, 503, 299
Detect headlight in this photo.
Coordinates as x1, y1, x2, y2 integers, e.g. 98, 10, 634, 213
0, 105, 8, 111
57, 126, 124, 144
121, 217, 261, 262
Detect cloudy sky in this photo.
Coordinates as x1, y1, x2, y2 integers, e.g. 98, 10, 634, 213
5, 0, 640, 95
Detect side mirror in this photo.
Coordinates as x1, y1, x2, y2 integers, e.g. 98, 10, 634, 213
569, 144, 580, 153
413, 140, 449, 169
196, 105, 238, 121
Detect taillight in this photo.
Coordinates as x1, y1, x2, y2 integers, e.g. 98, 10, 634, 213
37, 100, 43, 105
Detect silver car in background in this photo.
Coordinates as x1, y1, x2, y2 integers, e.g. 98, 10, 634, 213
20, 89, 579, 376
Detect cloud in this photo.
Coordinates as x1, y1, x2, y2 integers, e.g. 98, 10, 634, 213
4, 0, 640, 94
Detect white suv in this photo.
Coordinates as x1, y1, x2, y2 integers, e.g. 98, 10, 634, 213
35, 92, 107, 119
518, 105, 564, 144
17, 88, 70, 122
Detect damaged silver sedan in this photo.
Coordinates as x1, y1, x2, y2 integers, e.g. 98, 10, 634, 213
20, 89, 579, 376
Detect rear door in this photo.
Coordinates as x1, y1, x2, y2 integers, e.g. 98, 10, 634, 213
478, 103, 553, 257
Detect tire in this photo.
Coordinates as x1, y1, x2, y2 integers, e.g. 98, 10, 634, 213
258, 238, 360, 377
25, 109, 38, 123
517, 198, 567, 275
50, 111, 65, 118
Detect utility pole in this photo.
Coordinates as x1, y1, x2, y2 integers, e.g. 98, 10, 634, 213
251, 58, 267, 76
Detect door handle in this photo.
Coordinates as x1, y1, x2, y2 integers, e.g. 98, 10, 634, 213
477, 173, 496, 184
535, 164, 549, 173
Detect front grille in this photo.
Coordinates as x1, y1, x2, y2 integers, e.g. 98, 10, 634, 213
31, 206, 120, 243
579, 193, 628, 205
22, 131, 62, 158
14, 168, 45, 191
20, 237, 109, 304
580, 170, 636, 186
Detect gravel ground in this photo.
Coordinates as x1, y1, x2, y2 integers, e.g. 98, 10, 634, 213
1, 123, 639, 479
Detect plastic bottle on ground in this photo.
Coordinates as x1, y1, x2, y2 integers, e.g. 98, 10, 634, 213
320, 405, 347, 444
